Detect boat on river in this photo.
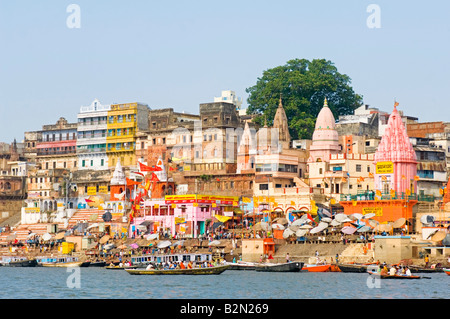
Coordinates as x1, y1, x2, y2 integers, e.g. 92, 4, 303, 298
36, 256, 87, 267
302, 264, 341, 272
368, 271, 422, 280
337, 263, 378, 273
125, 264, 229, 275
0, 256, 37, 267
444, 268, 450, 276
130, 252, 214, 268
225, 261, 258, 270
255, 262, 304, 272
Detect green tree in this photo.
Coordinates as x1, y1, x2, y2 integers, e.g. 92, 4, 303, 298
246, 59, 363, 139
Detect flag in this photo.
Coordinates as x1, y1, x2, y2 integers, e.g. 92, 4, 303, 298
406, 188, 411, 196
144, 179, 151, 191
306, 212, 315, 224
150, 173, 160, 182
394, 101, 399, 107
414, 175, 420, 181
131, 171, 144, 177
169, 166, 176, 171
390, 189, 396, 197
376, 190, 382, 197
368, 172, 374, 178
126, 177, 141, 186
401, 175, 406, 180
381, 175, 387, 181
360, 176, 365, 182
139, 161, 163, 172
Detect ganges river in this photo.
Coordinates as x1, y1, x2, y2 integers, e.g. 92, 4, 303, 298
0, 267, 448, 299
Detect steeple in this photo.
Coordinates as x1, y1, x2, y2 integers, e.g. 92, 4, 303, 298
273, 94, 291, 149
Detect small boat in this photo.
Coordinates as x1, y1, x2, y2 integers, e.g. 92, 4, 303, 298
337, 263, 378, 273
443, 268, 450, 276
302, 264, 341, 272
368, 271, 422, 280
41, 261, 85, 268
225, 262, 258, 271
0, 256, 37, 267
89, 261, 107, 267
125, 264, 229, 275
408, 266, 444, 273
255, 262, 304, 272
36, 256, 84, 267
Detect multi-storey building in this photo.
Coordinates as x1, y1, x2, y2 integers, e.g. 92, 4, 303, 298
106, 102, 150, 168
77, 99, 110, 170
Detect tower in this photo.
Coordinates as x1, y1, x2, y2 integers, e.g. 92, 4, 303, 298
273, 96, 291, 150
110, 160, 127, 201
374, 102, 417, 194
308, 98, 340, 162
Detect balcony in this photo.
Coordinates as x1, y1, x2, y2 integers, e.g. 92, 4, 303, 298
339, 191, 437, 203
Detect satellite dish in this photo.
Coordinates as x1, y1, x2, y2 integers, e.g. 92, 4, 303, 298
431, 231, 447, 242
393, 218, 406, 228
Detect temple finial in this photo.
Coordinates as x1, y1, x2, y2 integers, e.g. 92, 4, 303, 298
324, 97, 328, 107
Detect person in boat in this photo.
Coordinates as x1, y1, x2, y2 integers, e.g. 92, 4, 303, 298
405, 266, 412, 276
187, 261, 193, 269
146, 263, 154, 270
389, 265, 396, 276
286, 253, 290, 263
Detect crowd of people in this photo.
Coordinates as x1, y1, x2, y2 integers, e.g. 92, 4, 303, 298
377, 262, 413, 276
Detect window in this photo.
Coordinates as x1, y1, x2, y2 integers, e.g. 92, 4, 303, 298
356, 164, 362, 172
259, 184, 269, 190
367, 166, 371, 173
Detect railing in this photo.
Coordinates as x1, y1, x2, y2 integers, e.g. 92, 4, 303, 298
340, 191, 438, 202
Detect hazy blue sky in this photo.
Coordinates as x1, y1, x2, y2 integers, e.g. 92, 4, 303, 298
1, 1, 449, 143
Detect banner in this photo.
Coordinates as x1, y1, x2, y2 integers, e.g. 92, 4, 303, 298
139, 161, 163, 172
362, 207, 383, 217
376, 161, 394, 174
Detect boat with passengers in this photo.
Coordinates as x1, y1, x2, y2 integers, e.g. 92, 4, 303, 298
130, 252, 214, 268
0, 256, 37, 267
35, 256, 87, 267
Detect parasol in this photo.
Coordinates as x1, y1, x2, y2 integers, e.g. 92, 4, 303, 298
300, 224, 313, 229
420, 215, 435, 225
350, 213, 363, 220
393, 218, 406, 228
283, 228, 295, 238
367, 219, 380, 228
341, 226, 357, 234
296, 229, 309, 237
272, 223, 285, 231
357, 226, 372, 233
335, 213, 348, 222
129, 243, 139, 249
362, 213, 376, 219
54, 232, 66, 240
172, 240, 185, 247
117, 244, 127, 250
321, 208, 332, 217
27, 233, 37, 238
310, 222, 328, 234
431, 231, 446, 242
378, 223, 393, 232
289, 225, 300, 232
103, 243, 115, 250
89, 213, 98, 221
273, 217, 288, 225
86, 223, 99, 230
291, 219, 305, 226
208, 240, 221, 246
146, 233, 159, 240
157, 240, 172, 249
260, 222, 271, 232
42, 233, 52, 241
330, 219, 341, 227
99, 235, 110, 244
321, 217, 332, 223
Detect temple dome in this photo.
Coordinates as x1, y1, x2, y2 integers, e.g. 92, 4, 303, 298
111, 161, 126, 186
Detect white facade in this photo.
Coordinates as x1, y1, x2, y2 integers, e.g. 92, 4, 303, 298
214, 90, 242, 110
77, 99, 111, 170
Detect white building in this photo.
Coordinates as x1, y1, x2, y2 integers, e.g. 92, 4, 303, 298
77, 99, 111, 170
214, 90, 242, 110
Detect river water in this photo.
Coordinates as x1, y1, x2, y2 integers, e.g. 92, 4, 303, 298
0, 267, 447, 299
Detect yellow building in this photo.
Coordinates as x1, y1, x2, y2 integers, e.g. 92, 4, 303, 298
106, 102, 149, 168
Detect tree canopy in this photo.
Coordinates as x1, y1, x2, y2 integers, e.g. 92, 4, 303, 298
245, 59, 363, 139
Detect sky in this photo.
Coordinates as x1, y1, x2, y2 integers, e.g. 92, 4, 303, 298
1, 0, 449, 143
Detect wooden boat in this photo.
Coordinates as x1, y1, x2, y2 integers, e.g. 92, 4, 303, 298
125, 264, 229, 275
36, 256, 84, 267
444, 268, 450, 276
337, 263, 378, 273
105, 265, 137, 270
89, 261, 106, 267
368, 271, 422, 280
408, 266, 444, 273
0, 256, 37, 267
255, 262, 304, 272
130, 252, 214, 268
302, 264, 341, 272
41, 261, 84, 268
225, 262, 257, 270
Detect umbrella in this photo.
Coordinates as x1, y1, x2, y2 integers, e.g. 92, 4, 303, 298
172, 240, 185, 247
289, 225, 300, 232
140, 220, 153, 226
86, 223, 99, 230
367, 219, 380, 228
393, 218, 406, 228
273, 217, 289, 225
272, 223, 285, 231
208, 240, 221, 246
157, 240, 172, 249
283, 228, 295, 238
146, 233, 159, 240
291, 219, 305, 226
129, 243, 139, 249
260, 222, 271, 231
310, 222, 328, 234
357, 226, 372, 233
330, 219, 341, 227
117, 244, 127, 250
362, 213, 376, 219
341, 226, 357, 234
300, 224, 313, 229
321, 208, 332, 217
350, 213, 363, 220
321, 217, 332, 223
54, 232, 66, 240
103, 243, 115, 250
99, 235, 110, 244
89, 213, 98, 221
27, 232, 37, 238
378, 223, 393, 232
335, 213, 348, 222
431, 231, 446, 242
42, 233, 52, 241
296, 229, 309, 237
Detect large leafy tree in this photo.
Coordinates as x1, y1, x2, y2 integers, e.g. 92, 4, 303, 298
246, 59, 363, 139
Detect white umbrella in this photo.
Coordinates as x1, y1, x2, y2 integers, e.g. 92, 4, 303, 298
157, 240, 172, 249
283, 228, 295, 238
291, 219, 305, 226
289, 225, 300, 232
42, 233, 52, 241
146, 233, 159, 240
341, 226, 357, 234
300, 224, 313, 229
362, 213, 376, 219
272, 223, 285, 231
335, 213, 348, 222
321, 208, 332, 217
208, 240, 221, 246
296, 229, 309, 237
330, 219, 341, 227
86, 223, 99, 230
367, 219, 380, 228
172, 240, 185, 247
357, 226, 372, 233
351, 213, 363, 220
321, 217, 332, 223
27, 232, 37, 238
260, 222, 271, 231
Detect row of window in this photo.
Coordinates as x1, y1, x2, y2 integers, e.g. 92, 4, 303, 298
107, 128, 134, 137
43, 132, 77, 142
109, 114, 135, 124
